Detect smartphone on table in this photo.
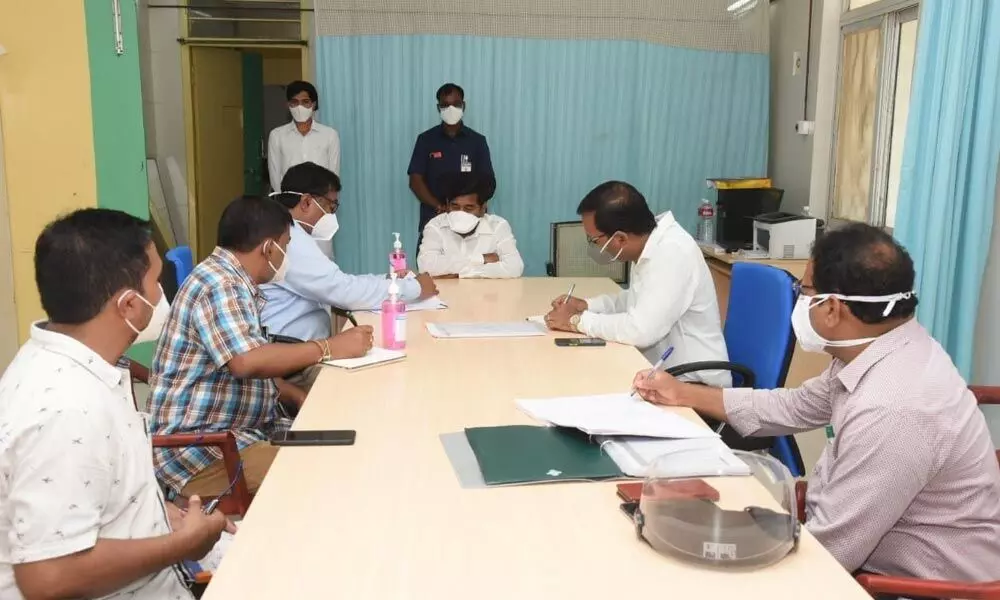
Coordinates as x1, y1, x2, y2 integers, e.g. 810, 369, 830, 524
270, 430, 356, 447
554, 338, 606, 347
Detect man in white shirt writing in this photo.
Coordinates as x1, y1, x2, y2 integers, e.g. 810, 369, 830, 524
0, 209, 227, 599
633, 222, 1000, 583
417, 172, 524, 279
545, 181, 730, 387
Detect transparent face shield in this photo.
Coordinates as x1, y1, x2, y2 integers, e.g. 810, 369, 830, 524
632, 449, 800, 569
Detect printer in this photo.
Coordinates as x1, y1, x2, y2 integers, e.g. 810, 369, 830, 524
752, 212, 817, 260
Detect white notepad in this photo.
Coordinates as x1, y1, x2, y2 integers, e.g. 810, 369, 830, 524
516, 393, 718, 439
598, 436, 750, 478
323, 347, 406, 370
363, 296, 448, 313
426, 321, 548, 339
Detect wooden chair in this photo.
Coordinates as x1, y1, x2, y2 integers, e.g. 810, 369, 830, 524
795, 386, 1000, 599
128, 361, 252, 516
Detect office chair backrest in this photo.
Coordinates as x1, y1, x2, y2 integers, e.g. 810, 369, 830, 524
548, 221, 629, 285
165, 246, 194, 288
724, 263, 796, 389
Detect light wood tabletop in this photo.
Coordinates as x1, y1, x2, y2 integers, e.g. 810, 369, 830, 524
203, 278, 868, 600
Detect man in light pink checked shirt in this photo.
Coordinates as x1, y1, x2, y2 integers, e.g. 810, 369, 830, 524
634, 222, 1000, 584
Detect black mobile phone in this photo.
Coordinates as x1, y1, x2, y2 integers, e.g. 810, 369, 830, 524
270, 430, 356, 447
554, 337, 607, 347
620, 501, 639, 521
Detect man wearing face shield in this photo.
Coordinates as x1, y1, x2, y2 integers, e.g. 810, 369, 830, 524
149, 196, 374, 499
417, 172, 523, 278
545, 181, 731, 387
261, 162, 438, 389
0, 209, 228, 599
632, 223, 1000, 584
407, 83, 495, 247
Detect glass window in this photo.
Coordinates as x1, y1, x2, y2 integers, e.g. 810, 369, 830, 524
885, 18, 918, 228
849, 0, 886, 8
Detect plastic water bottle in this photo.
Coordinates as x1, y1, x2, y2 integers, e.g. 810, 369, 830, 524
389, 232, 407, 273
697, 199, 715, 244
380, 273, 406, 350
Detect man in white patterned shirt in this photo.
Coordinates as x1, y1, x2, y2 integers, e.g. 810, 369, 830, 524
0, 209, 226, 599
633, 222, 1000, 583
418, 172, 524, 279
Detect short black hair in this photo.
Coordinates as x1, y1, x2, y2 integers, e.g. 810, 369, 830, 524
286, 80, 318, 104
576, 181, 657, 236
811, 222, 918, 324
35, 208, 153, 325
436, 83, 465, 102
438, 172, 497, 205
274, 162, 342, 209
217, 195, 293, 253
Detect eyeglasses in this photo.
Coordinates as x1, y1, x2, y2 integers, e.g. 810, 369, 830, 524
792, 280, 816, 297
203, 459, 244, 514
288, 98, 315, 108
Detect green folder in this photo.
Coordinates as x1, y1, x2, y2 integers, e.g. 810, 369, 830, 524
464, 425, 624, 485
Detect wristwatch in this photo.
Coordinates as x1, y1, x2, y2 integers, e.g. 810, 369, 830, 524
569, 314, 581, 330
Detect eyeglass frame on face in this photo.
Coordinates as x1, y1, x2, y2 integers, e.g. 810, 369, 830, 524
312, 192, 339, 214
792, 280, 817, 297
288, 97, 315, 109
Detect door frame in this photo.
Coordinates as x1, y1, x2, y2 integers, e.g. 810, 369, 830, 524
180, 41, 307, 258
0, 107, 20, 369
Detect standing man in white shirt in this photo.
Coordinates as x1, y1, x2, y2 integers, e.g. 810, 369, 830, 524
0, 209, 227, 600
544, 181, 730, 387
267, 80, 341, 191
417, 172, 523, 279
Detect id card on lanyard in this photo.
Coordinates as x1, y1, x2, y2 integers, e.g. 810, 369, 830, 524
825, 424, 835, 444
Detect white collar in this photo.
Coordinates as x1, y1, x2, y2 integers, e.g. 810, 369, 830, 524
636, 211, 676, 262
29, 321, 124, 388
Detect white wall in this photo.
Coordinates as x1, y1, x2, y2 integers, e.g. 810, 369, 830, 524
769, 0, 824, 214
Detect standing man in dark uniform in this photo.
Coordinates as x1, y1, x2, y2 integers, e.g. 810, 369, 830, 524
408, 83, 495, 247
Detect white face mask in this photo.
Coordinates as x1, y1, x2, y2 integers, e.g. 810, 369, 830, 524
308, 199, 339, 241
587, 234, 624, 265
266, 240, 289, 283
791, 290, 916, 353
118, 284, 169, 345
447, 210, 480, 235
289, 105, 313, 123
440, 105, 463, 126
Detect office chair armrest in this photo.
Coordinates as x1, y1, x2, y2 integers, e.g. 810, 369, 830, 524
151, 432, 252, 516
970, 386, 1000, 405
665, 361, 756, 388
855, 573, 1000, 598
128, 360, 150, 384
331, 307, 358, 327
795, 481, 808, 524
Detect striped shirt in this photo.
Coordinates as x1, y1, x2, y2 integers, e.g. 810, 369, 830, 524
149, 247, 290, 493
724, 318, 1000, 581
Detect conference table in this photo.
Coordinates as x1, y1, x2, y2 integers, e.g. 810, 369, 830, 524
203, 278, 869, 599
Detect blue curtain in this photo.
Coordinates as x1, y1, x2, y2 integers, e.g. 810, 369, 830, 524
317, 35, 769, 276
894, 0, 1000, 378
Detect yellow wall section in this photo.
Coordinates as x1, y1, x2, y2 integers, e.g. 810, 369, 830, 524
0, 2, 97, 339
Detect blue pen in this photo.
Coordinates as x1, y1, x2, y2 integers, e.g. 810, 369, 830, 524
630, 346, 674, 400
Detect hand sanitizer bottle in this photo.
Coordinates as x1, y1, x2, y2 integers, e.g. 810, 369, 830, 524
389, 232, 407, 273
381, 273, 406, 350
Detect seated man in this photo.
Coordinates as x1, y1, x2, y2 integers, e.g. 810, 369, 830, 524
633, 222, 1000, 582
417, 172, 523, 279
150, 195, 374, 498
261, 162, 438, 389
0, 209, 226, 599
545, 181, 729, 386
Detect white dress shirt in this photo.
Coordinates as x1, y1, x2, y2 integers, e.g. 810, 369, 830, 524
417, 213, 524, 279
723, 319, 1000, 581
267, 119, 341, 190
261, 222, 422, 340
579, 211, 731, 386
0, 323, 192, 599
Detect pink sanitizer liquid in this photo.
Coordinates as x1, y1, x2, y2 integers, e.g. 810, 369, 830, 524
389, 232, 407, 272
381, 274, 406, 349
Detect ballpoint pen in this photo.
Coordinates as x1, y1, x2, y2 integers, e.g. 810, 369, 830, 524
562, 283, 576, 304
629, 346, 674, 400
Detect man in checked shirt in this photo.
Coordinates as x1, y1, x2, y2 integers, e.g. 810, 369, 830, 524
633, 222, 1000, 583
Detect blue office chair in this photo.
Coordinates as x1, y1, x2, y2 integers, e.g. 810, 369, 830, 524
165, 246, 194, 288
665, 262, 805, 477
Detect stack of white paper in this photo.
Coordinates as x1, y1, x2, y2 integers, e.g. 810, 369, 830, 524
598, 436, 750, 478
516, 393, 717, 439
426, 321, 548, 339
364, 296, 448, 313
323, 347, 406, 370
